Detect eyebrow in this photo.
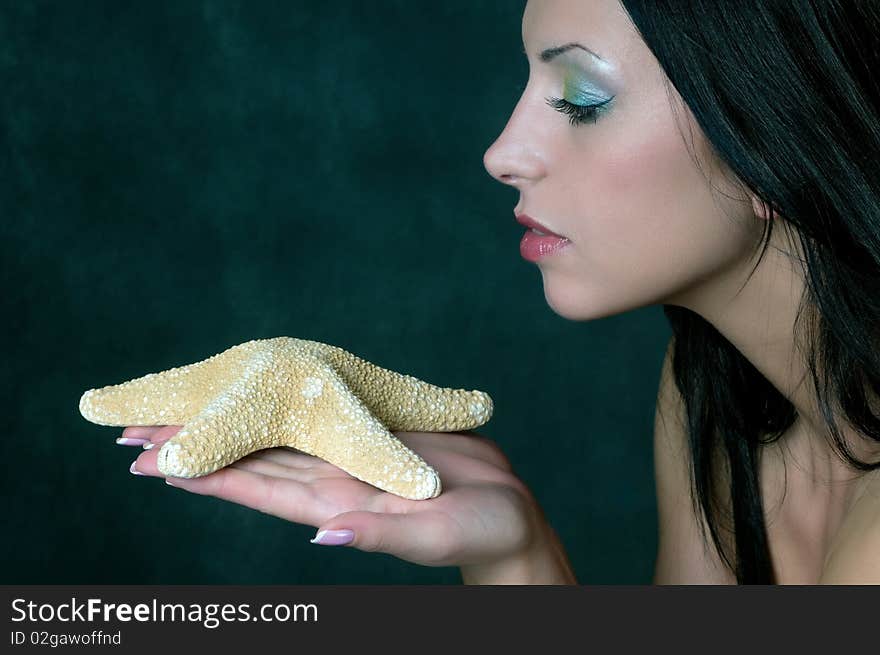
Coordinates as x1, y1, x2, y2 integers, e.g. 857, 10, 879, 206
535, 42, 605, 63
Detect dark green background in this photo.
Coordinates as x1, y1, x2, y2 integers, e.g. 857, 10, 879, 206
2, 1, 669, 584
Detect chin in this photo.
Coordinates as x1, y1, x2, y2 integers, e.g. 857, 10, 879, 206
541, 277, 654, 322
541, 281, 608, 322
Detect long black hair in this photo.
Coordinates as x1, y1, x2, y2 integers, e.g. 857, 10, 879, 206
618, 0, 880, 583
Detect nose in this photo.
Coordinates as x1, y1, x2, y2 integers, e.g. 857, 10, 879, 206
482, 95, 546, 189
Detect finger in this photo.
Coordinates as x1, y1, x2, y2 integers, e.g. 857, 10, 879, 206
394, 431, 511, 471
313, 509, 461, 565
131, 425, 184, 451
245, 446, 323, 470
121, 426, 167, 440
116, 436, 150, 447
146, 425, 184, 447
128, 430, 193, 475
229, 453, 321, 484
121, 425, 183, 441
164, 466, 329, 527
129, 447, 166, 477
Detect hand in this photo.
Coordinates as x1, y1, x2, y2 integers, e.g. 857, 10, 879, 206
121, 426, 549, 570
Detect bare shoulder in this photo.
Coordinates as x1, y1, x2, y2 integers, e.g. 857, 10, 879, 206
819, 472, 880, 584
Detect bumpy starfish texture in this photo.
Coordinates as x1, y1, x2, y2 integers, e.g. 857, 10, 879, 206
78, 337, 493, 500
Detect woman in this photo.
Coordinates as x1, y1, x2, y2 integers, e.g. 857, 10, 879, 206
121, 0, 880, 584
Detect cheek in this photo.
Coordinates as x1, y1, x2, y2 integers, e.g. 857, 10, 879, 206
551, 120, 757, 317
591, 133, 723, 257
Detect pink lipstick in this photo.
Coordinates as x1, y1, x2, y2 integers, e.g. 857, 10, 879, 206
516, 213, 571, 262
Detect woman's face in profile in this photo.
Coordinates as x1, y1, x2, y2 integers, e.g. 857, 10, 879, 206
483, 0, 765, 320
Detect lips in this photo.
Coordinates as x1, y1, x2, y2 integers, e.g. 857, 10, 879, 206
515, 213, 566, 238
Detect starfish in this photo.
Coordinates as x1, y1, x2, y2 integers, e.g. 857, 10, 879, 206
78, 337, 493, 500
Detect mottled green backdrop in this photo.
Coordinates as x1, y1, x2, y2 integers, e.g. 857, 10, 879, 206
1, 1, 668, 584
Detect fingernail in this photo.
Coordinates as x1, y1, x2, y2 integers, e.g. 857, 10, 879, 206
142, 442, 156, 450
310, 529, 355, 546
116, 437, 149, 446
129, 460, 144, 476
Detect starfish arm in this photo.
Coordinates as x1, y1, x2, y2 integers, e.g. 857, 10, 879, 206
314, 342, 494, 432
155, 367, 288, 478
78, 339, 289, 427
286, 365, 440, 500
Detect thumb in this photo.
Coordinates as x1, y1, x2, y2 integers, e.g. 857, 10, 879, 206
310, 510, 457, 565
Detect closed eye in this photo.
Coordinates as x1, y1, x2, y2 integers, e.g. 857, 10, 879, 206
545, 95, 614, 126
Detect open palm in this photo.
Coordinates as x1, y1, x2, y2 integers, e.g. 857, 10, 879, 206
125, 425, 538, 568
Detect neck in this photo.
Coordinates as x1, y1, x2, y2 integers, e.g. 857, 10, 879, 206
666, 223, 880, 490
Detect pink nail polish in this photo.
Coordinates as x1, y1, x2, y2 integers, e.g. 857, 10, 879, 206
116, 437, 149, 446
129, 461, 144, 476
310, 529, 355, 546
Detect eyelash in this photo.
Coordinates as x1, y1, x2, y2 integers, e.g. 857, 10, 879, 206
545, 95, 614, 126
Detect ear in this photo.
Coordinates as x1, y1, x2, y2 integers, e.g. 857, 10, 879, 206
751, 195, 774, 221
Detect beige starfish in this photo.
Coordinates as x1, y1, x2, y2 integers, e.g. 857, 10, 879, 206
78, 337, 493, 500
